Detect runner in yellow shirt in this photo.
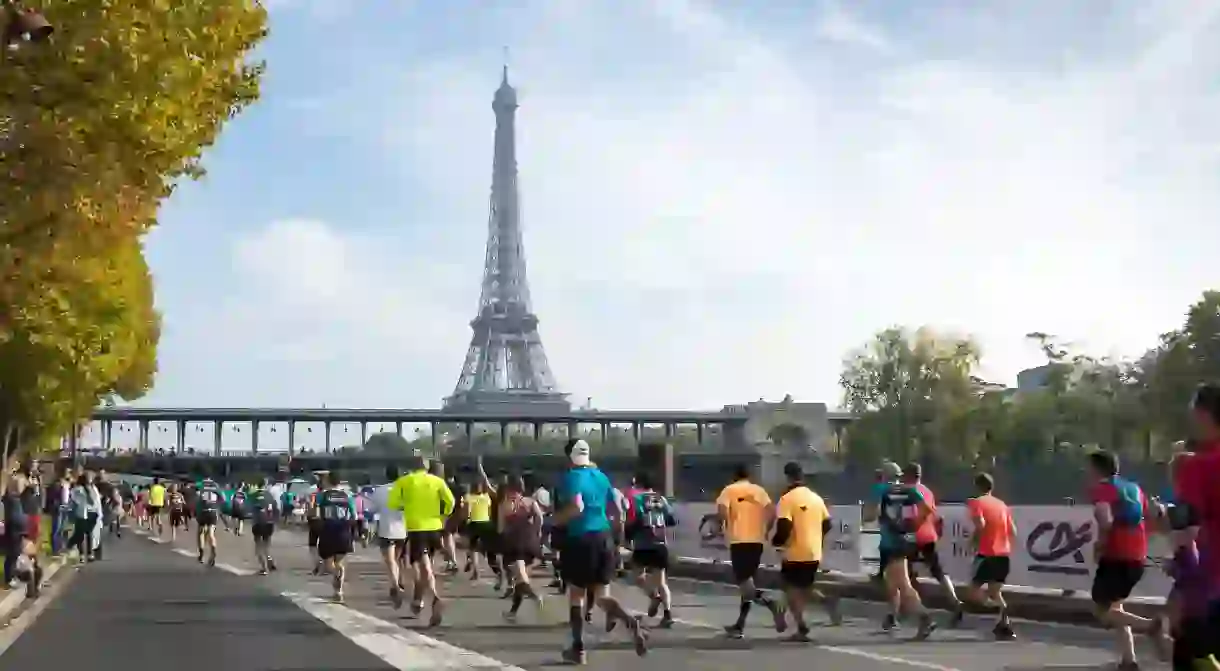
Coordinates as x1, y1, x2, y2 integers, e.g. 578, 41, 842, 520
387, 456, 454, 626
147, 478, 167, 537
773, 462, 842, 640
716, 464, 785, 638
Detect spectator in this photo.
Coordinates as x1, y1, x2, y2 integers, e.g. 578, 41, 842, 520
4, 473, 30, 587
68, 473, 100, 562
44, 471, 72, 556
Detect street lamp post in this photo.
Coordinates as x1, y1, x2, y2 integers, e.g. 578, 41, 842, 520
2, 2, 52, 46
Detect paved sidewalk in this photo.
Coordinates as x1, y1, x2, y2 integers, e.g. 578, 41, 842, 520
128, 523, 1168, 671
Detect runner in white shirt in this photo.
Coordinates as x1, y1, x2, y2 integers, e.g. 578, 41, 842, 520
372, 465, 409, 608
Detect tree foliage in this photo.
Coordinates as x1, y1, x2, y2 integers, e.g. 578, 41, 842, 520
0, 0, 267, 462
839, 291, 1220, 470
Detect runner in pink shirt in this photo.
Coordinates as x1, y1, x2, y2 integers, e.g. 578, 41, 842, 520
902, 463, 965, 625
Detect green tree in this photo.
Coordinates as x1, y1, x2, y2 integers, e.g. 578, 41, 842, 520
839, 327, 984, 466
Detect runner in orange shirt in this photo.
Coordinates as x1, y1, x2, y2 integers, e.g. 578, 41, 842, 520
902, 463, 964, 625
964, 473, 1017, 640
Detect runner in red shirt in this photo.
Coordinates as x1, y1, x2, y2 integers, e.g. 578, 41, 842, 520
1176, 384, 1220, 664
1086, 449, 1165, 670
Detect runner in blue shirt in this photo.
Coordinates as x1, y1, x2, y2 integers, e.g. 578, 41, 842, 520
554, 439, 647, 664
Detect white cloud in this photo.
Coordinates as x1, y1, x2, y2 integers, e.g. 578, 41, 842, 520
191, 0, 1220, 410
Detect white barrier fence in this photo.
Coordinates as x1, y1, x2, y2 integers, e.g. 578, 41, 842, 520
669, 502, 1172, 599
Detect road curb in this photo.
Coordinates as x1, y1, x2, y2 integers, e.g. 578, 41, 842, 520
665, 556, 1161, 626
0, 558, 67, 622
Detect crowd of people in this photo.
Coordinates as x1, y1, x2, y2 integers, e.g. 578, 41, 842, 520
5, 383, 1220, 669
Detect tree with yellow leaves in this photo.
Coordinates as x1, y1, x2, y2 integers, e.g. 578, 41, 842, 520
0, 0, 267, 465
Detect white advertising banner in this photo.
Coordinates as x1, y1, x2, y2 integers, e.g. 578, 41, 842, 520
933, 504, 1172, 598
668, 502, 863, 574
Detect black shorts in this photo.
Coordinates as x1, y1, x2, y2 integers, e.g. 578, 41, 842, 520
251, 522, 275, 541
467, 521, 497, 553
1091, 559, 1144, 606
971, 555, 1010, 586
910, 542, 945, 580
307, 519, 322, 548
318, 529, 354, 560
231, 509, 249, 521
729, 542, 765, 583
780, 560, 820, 589
148, 505, 163, 517
170, 509, 186, 527
631, 546, 670, 571
197, 510, 218, 527
407, 530, 442, 564
560, 531, 616, 589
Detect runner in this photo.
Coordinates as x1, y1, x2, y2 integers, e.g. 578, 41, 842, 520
429, 461, 459, 572
499, 474, 545, 622
250, 481, 279, 575
772, 461, 842, 641
963, 472, 1017, 640
147, 477, 167, 537
1086, 449, 1167, 670
624, 472, 676, 628
388, 456, 454, 626
306, 484, 324, 575
357, 486, 375, 548
230, 484, 250, 537
465, 479, 496, 581
715, 464, 785, 639
167, 483, 187, 542
902, 463, 964, 624
555, 439, 646, 664
195, 478, 223, 566
373, 465, 409, 609
1175, 384, 1220, 670
865, 461, 935, 639
311, 473, 355, 602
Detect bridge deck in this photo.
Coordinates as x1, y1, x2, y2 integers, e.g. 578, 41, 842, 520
0, 523, 1166, 670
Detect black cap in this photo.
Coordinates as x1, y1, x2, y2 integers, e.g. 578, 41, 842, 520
782, 461, 803, 479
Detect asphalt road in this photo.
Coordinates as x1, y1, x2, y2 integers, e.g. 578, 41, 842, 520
0, 521, 1172, 670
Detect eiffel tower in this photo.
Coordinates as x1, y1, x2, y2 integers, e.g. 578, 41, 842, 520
443, 66, 570, 414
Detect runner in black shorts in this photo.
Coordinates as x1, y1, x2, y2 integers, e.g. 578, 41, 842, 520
555, 439, 646, 664
716, 465, 785, 639
315, 473, 356, 602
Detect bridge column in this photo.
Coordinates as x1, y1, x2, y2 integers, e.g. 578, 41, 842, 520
500, 422, 509, 451
631, 422, 640, 444
463, 422, 473, 451
214, 421, 223, 457
252, 420, 260, 454
566, 422, 577, 439
532, 423, 541, 441
664, 423, 675, 439
176, 421, 186, 454
696, 422, 705, 446
287, 421, 296, 457
429, 422, 437, 452
102, 420, 112, 452
361, 422, 368, 447
394, 421, 402, 438
138, 420, 149, 453
324, 421, 332, 453
599, 422, 608, 444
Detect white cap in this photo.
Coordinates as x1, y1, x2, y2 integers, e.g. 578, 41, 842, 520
569, 439, 592, 467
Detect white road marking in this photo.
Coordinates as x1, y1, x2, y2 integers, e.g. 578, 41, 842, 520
172, 548, 196, 559
665, 613, 963, 671
283, 590, 528, 671
216, 563, 256, 576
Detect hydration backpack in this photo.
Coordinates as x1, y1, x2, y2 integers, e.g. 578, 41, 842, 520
1110, 477, 1144, 527
636, 492, 670, 542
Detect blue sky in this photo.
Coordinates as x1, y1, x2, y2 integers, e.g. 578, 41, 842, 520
132, 0, 1219, 422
